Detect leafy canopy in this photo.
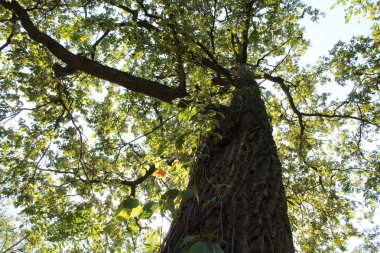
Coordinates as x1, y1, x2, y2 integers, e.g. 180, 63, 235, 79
0, 0, 379, 252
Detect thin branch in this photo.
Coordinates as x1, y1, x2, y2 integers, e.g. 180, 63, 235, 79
0, 30, 13, 52
356, 102, 364, 147
300, 111, 379, 127
91, 29, 110, 60
110, 1, 159, 32
263, 73, 380, 137
264, 72, 305, 136
1, 235, 26, 253
208, 0, 217, 53
251, 39, 295, 68
79, 164, 156, 188
122, 115, 176, 147
112, 1, 230, 83
135, 0, 160, 19
270, 45, 293, 74
302, 158, 326, 192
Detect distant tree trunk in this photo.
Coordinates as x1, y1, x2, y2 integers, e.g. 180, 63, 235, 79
159, 66, 295, 253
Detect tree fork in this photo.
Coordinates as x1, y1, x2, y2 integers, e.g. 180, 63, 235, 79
160, 66, 295, 253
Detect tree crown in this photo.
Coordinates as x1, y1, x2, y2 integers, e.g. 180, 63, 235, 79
0, 0, 379, 251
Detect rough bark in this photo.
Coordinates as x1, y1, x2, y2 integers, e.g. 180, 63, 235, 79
159, 66, 295, 253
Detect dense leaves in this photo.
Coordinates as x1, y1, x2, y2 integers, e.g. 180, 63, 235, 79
0, 0, 379, 252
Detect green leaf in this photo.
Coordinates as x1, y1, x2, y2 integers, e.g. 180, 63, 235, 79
178, 235, 197, 249
160, 201, 177, 219
190, 242, 213, 253
130, 205, 143, 218
162, 189, 181, 202
156, 144, 165, 156
175, 133, 187, 150
115, 197, 142, 220
145, 230, 160, 253
119, 197, 139, 211
180, 245, 192, 253
209, 242, 224, 253
141, 201, 160, 219
116, 210, 130, 222
182, 186, 199, 203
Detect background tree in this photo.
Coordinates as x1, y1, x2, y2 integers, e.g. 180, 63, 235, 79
0, 0, 378, 252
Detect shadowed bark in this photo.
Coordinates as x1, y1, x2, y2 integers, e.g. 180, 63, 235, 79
159, 66, 295, 253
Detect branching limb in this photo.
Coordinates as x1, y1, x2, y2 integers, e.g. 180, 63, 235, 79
302, 158, 326, 192
300, 111, 379, 127
193, 54, 233, 81
91, 29, 110, 60
110, 1, 159, 32
135, 0, 160, 19
263, 73, 380, 137
111, 1, 231, 84
0, 0, 185, 103
43, 164, 156, 194
264, 72, 305, 135
251, 38, 296, 68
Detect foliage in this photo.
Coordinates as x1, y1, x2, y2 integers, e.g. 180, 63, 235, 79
0, 201, 26, 253
0, 0, 379, 252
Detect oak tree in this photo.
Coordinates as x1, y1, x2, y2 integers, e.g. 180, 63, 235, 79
0, 0, 379, 252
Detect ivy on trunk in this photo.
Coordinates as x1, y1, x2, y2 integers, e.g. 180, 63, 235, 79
160, 66, 294, 252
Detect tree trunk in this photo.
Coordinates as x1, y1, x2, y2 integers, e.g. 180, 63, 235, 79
159, 66, 295, 253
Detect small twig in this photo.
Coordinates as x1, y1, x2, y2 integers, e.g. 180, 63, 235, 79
122, 115, 176, 147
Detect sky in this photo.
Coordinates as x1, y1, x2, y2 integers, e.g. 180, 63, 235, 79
300, 0, 373, 66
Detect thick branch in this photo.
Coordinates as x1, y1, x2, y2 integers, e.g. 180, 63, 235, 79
194, 54, 233, 81
187, 39, 232, 81
1, 0, 185, 103
118, 165, 156, 186
237, 1, 254, 64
